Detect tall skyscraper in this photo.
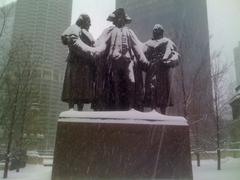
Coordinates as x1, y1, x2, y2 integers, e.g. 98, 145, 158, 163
10, 0, 72, 149
116, 0, 215, 149
234, 42, 240, 90
230, 42, 240, 143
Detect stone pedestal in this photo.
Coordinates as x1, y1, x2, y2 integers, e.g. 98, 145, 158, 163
52, 110, 193, 180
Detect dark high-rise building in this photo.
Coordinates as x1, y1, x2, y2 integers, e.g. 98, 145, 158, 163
116, 0, 215, 149
10, 0, 72, 149
230, 42, 240, 144
234, 42, 240, 89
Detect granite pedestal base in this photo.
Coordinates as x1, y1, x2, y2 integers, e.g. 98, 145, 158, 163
52, 110, 193, 180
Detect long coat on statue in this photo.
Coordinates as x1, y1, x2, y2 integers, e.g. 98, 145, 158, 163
144, 37, 179, 108
71, 26, 149, 110
61, 25, 95, 104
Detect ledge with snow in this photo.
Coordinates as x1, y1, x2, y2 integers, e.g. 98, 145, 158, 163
52, 109, 193, 180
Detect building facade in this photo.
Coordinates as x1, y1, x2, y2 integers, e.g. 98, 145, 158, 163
10, 0, 72, 149
116, 0, 215, 149
230, 42, 240, 144
234, 42, 240, 90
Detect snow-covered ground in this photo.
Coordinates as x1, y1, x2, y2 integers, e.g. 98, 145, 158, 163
0, 158, 240, 180
193, 157, 240, 180
0, 164, 51, 180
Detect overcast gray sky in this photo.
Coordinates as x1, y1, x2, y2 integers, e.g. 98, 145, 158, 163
207, 0, 240, 87
71, 0, 115, 38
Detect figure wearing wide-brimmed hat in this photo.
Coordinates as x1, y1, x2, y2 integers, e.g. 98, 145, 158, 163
106, 8, 132, 26
70, 8, 149, 111
61, 14, 95, 110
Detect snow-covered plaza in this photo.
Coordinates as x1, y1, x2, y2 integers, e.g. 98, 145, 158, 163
0, 157, 239, 180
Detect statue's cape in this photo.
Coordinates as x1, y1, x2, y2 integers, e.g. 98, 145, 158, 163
144, 37, 180, 67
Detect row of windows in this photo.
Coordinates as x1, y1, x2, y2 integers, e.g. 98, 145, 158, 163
33, 68, 64, 82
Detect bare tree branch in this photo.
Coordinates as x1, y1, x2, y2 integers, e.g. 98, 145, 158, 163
0, 3, 13, 38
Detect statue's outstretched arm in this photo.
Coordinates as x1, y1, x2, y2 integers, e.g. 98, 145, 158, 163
69, 27, 113, 59
69, 36, 105, 59
129, 29, 149, 69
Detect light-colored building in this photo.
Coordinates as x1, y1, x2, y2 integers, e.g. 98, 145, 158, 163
10, 0, 73, 149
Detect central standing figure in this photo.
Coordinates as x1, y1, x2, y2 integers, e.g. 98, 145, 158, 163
70, 8, 149, 110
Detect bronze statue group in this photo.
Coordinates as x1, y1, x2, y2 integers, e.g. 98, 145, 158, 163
61, 8, 180, 114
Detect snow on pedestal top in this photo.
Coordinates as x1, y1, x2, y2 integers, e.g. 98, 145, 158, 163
59, 109, 188, 126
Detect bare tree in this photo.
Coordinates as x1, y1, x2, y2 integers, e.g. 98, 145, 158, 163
169, 14, 215, 166
0, 1, 15, 39
0, 36, 40, 178
0, 3, 8, 38
0, 2, 15, 82
211, 50, 230, 170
